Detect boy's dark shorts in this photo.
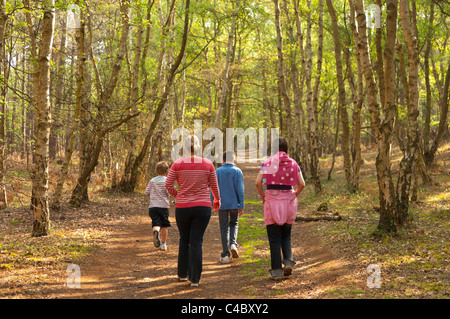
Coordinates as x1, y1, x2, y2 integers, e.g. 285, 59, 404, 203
149, 207, 171, 228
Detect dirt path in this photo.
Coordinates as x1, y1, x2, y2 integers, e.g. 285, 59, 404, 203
54, 163, 358, 299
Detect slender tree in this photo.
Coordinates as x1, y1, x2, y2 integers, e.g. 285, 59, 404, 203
52, 1, 85, 209
305, 0, 322, 193
70, 0, 135, 206
396, 0, 421, 226
213, 0, 239, 130
273, 0, 292, 145
30, 0, 55, 236
0, 0, 8, 210
353, 0, 397, 233
326, 0, 352, 189
118, 0, 192, 192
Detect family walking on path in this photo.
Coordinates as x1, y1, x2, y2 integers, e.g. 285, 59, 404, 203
145, 136, 305, 286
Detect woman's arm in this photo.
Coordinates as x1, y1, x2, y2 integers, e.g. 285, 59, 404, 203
208, 169, 220, 201
208, 166, 221, 211
255, 171, 265, 203
164, 167, 178, 198
295, 171, 306, 196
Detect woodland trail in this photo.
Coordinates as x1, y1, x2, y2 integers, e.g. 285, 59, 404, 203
55, 162, 360, 299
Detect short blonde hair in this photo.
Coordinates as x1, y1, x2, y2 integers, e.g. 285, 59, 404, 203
155, 161, 169, 175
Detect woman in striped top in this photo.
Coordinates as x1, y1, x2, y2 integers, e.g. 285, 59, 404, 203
165, 135, 221, 287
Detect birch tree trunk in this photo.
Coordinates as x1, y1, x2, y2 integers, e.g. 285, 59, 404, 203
353, 0, 397, 233
118, 0, 191, 192
326, 0, 352, 188
347, 1, 364, 193
273, 0, 292, 145
0, 0, 7, 210
305, 0, 321, 194
424, 62, 449, 167
396, 0, 420, 226
71, 0, 131, 206
31, 0, 55, 236
122, 7, 145, 191
283, 0, 303, 165
213, 0, 239, 130
119, 0, 172, 192
292, 0, 308, 171
422, 2, 434, 156
49, 15, 67, 160
52, 1, 85, 210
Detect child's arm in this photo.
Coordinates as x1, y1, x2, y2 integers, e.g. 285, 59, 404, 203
145, 180, 152, 196
254, 171, 265, 204
237, 169, 245, 211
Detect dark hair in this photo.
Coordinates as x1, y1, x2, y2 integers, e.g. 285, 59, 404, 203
276, 137, 288, 153
183, 135, 200, 155
155, 161, 169, 175
223, 151, 235, 162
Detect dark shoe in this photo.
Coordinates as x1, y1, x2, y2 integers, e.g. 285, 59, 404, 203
269, 269, 284, 281
153, 230, 160, 248
283, 259, 296, 277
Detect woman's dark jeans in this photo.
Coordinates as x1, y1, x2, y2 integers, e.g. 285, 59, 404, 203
175, 206, 211, 284
266, 223, 294, 271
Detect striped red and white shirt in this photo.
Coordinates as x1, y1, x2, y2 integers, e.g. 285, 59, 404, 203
165, 157, 220, 208
145, 175, 170, 208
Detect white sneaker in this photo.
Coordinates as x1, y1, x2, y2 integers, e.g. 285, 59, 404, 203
160, 242, 167, 251
219, 256, 231, 264
230, 244, 239, 258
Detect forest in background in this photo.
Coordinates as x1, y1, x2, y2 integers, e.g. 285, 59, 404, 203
0, 0, 448, 238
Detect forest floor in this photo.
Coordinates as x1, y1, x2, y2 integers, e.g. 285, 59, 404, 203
0, 144, 449, 299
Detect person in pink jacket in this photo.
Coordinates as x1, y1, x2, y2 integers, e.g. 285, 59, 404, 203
255, 137, 305, 280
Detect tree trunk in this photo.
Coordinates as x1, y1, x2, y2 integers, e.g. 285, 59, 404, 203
326, 0, 351, 188
396, 0, 421, 226
305, 0, 322, 194
283, 0, 302, 164
118, 0, 191, 192
122, 8, 145, 192
353, 0, 397, 233
71, 0, 131, 206
327, 105, 340, 181
375, 0, 385, 111
30, 0, 55, 237
344, 13, 364, 192
49, 15, 67, 160
273, 0, 292, 145
424, 62, 450, 167
213, 0, 239, 130
0, 0, 7, 210
292, 0, 308, 171
52, 1, 86, 210
423, 2, 434, 154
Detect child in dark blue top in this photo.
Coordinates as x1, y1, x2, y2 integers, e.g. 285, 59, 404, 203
213, 151, 245, 263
